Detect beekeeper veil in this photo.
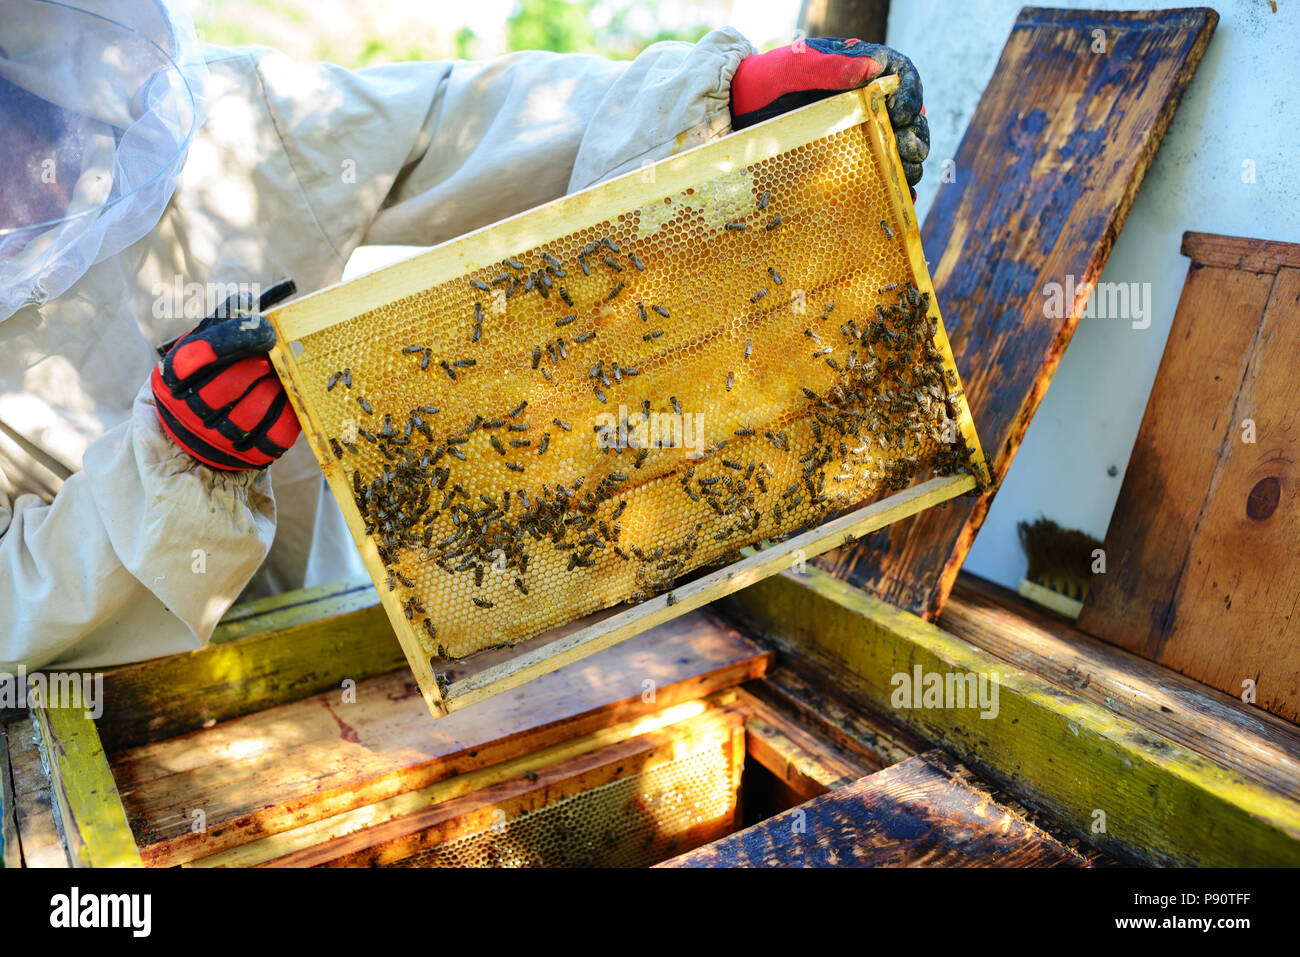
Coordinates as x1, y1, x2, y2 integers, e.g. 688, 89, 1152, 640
0, 0, 206, 320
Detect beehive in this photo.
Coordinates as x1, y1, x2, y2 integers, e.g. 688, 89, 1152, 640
268, 78, 988, 719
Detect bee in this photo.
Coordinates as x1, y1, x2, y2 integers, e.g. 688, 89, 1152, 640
734, 427, 755, 437
574, 330, 595, 344
453, 358, 476, 369
490, 273, 510, 286
503, 257, 524, 270
670, 396, 683, 416
329, 438, 344, 459
556, 314, 577, 327
750, 288, 768, 303
440, 360, 456, 380
469, 278, 490, 291
537, 269, 553, 290
514, 577, 528, 595
473, 597, 495, 608
505, 276, 520, 297
357, 396, 373, 414
634, 447, 649, 469
606, 281, 625, 301
643, 329, 664, 342
880, 220, 894, 240
578, 256, 591, 276
490, 434, 506, 455
637, 301, 648, 322
419, 404, 439, 415
545, 342, 558, 364
554, 417, 572, 432
326, 371, 342, 391
510, 438, 531, 448
602, 237, 621, 254
765, 215, 782, 230
423, 618, 437, 638
684, 485, 700, 502
419, 349, 432, 370
531, 346, 542, 369
601, 256, 623, 272
651, 304, 670, 319
509, 401, 528, 418
622, 366, 639, 376
401, 344, 424, 354
666, 592, 677, 606
826, 357, 841, 371
767, 267, 783, 285
744, 339, 753, 360
506, 462, 525, 472
449, 446, 466, 461
724, 221, 747, 231
757, 190, 770, 210
537, 433, 551, 455
559, 287, 574, 306
541, 251, 562, 269
594, 387, 607, 403
879, 282, 898, 294
628, 252, 645, 271
726, 372, 735, 391
555, 338, 568, 360
507, 422, 529, 433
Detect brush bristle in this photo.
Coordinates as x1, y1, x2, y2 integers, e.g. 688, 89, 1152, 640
1017, 517, 1102, 601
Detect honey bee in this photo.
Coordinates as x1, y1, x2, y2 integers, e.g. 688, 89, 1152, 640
469, 278, 490, 291
472, 597, 495, 608
643, 329, 664, 341
651, 304, 670, 319
326, 371, 341, 391
765, 216, 782, 230
574, 331, 596, 343
357, 396, 373, 414
628, 252, 645, 271
757, 191, 770, 210
750, 288, 768, 303
767, 267, 783, 285
724, 221, 747, 231
556, 314, 577, 326
880, 220, 894, 240
606, 281, 625, 300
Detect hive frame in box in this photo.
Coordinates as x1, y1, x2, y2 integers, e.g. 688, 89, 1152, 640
266, 76, 990, 719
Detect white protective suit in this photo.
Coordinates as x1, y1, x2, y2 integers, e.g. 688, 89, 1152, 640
0, 30, 754, 671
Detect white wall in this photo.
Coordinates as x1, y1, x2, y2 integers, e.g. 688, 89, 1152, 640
887, 0, 1300, 590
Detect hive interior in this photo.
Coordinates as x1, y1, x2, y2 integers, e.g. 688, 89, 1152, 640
275, 96, 978, 669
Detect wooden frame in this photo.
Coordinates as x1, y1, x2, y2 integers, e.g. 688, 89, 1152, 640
265, 75, 989, 720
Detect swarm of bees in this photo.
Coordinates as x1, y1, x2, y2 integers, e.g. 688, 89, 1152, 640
317, 187, 976, 662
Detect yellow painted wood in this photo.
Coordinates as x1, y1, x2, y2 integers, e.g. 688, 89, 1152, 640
0, 724, 19, 868
186, 691, 736, 868
446, 473, 975, 711
31, 702, 142, 868
97, 577, 405, 753
721, 566, 1300, 867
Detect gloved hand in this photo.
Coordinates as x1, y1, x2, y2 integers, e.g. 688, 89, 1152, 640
151, 279, 301, 471
731, 38, 929, 190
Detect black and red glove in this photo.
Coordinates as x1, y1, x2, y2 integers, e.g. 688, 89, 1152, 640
151, 280, 300, 471
731, 38, 929, 190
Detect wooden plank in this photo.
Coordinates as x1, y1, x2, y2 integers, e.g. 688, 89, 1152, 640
661, 749, 1088, 867
6, 717, 69, 868
96, 577, 405, 753
1181, 230, 1300, 274
819, 6, 1219, 618
188, 692, 739, 868
260, 709, 744, 868
720, 564, 1300, 866
30, 703, 141, 868
945, 574, 1300, 804
734, 688, 878, 801
111, 611, 768, 867
798, 0, 889, 44
0, 724, 20, 868
446, 473, 975, 711
1078, 244, 1300, 720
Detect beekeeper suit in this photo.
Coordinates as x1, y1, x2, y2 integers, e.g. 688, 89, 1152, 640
0, 0, 928, 672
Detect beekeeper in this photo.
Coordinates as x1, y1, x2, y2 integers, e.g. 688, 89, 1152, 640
0, 0, 929, 671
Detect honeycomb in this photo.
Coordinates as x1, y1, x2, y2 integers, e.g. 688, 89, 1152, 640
388, 742, 736, 868
274, 91, 979, 665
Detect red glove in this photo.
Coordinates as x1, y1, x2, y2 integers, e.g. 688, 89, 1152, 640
731, 38, 929, 189
151, 280, 300, 471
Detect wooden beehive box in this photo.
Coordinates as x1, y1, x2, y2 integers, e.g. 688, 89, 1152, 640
266, 76, 989, 720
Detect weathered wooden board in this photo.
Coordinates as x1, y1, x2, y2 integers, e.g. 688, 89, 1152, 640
661, 749, 1088, 867
6, 717, 69, 868
1079, 234, 1300, 722
719, 564, 1300, 866
0, 724, 20, 868
110, 611, 768, 867
946, 574, 1300, 804
818, 6, 1219, 619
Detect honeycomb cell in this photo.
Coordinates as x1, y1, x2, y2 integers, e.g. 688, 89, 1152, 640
285, 118, 977, 662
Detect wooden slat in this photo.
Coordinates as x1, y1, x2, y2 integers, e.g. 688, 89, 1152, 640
0, 724, 20, 868
819, 6, 1219, 618
30, 704, 141, 868
1181, 230, 1300, 274
260, 709, 744, 868
6, 717, 68, 868
661, 749, 1088, 867
945, 574, 1300, 804
720, 565, 1300, 866
734, 688, 880, 800
96, 577, 405, 753
1078, 240, 1300, 721
111, 611, 768, 867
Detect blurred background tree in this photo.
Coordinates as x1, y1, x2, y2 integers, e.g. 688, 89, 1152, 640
189, 0, 797, 67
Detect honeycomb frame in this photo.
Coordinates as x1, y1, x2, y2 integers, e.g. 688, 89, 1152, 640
267, 77, 989, 720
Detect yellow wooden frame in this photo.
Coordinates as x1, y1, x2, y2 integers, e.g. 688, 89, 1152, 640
266, 77, 989, 719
